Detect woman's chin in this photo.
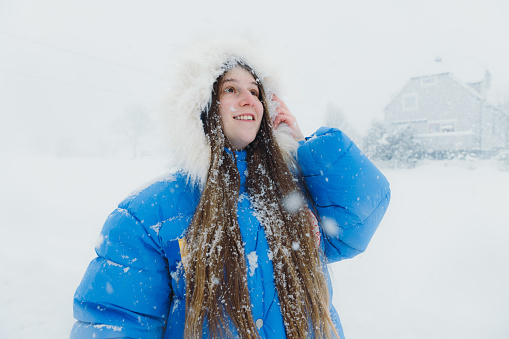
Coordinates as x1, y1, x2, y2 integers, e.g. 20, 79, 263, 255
228, 136, 257, 150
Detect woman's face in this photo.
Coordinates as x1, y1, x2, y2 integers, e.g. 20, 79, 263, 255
218, 67, 264, 150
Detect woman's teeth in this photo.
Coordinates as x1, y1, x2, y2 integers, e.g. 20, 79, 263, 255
234, 115, 253, 120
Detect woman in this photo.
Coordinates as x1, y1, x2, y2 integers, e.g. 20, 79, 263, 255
71, 39, 391, 339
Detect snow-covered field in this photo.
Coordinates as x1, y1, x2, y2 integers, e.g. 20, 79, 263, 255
1, 156, 508, 338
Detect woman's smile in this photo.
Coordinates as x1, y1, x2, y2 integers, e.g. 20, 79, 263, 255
233, 114, 255, 120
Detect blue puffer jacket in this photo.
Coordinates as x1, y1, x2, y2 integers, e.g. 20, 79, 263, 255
71, 127, 391, 338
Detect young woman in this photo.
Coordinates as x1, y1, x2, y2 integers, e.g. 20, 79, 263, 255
71, 40, 391, 339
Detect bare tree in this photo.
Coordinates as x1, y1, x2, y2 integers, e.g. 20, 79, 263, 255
112, 105, 152, 157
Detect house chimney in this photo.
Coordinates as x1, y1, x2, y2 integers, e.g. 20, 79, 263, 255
484, 70, 491, 90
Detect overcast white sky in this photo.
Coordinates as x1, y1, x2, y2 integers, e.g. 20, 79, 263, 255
1, 0, 508, 156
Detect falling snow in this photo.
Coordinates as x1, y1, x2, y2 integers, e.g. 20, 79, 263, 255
321, 217, 340, 238
281, 191, 305, 214
1, 156, 508, 338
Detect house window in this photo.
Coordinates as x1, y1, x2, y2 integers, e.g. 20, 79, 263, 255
441, 123, 455, 132
428, 121, 455, 133
402, 93, 418, 111
421, 76, 437, 87
429, 123, 440, 133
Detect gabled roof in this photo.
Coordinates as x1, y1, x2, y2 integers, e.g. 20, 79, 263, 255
385, 57, 502, 111
412, 57, 487, 84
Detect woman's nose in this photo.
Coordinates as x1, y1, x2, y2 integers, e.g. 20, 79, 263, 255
239, 90, 255, 106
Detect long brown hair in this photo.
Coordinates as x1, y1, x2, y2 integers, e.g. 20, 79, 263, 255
184, 61, 339, 338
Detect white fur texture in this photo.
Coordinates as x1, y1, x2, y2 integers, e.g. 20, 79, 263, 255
163, 37, 298, 186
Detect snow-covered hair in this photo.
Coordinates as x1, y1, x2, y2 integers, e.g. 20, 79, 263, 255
164, 37, 298, 186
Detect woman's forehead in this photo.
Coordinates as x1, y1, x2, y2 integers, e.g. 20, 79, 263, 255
222, 67, 256, 82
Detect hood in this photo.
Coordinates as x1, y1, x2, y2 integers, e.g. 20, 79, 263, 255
164, 37, 298, 186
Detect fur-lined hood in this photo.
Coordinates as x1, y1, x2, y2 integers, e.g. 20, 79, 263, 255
164, 37, 298, 186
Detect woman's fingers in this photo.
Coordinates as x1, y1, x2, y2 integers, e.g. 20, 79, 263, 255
274, 113, 296, 129
271, 94, 305, 142
272, 113, 284, 129
273, 94, 290, 117
273, 94, 289, 111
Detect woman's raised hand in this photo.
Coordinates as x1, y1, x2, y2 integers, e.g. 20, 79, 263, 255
272, 94, 305, 142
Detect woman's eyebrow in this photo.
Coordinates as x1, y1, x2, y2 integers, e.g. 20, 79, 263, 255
223, 79, 258, 86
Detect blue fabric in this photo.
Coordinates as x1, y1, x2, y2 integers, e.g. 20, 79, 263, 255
71, 128, 390, 338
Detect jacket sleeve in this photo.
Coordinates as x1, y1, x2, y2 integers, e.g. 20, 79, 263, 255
70, 206, 171, 338
297, 127, 391, 263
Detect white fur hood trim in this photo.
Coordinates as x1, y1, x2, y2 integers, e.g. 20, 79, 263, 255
163, 37, 298, 187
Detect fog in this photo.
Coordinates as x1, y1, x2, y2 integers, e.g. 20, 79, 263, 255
1, 0, 509, 338
1, 0, 508, 157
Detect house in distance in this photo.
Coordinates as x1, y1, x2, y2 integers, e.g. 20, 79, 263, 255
384, 57, 509, 158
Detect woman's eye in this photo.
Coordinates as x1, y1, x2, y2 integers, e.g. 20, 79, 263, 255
224, 87, 235, 93
250, 89, 259, 96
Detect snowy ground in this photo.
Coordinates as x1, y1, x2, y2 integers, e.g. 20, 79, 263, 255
0, 156, 508, 338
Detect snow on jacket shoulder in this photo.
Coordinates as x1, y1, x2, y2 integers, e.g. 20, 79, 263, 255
298, 127, 391, 262
70, 127, 390, 338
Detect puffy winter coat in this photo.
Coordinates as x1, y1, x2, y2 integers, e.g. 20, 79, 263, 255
71, 38, 390, 338
71, 127, 390, 338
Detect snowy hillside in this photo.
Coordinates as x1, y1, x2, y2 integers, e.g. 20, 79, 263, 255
0, 156, 508, 338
